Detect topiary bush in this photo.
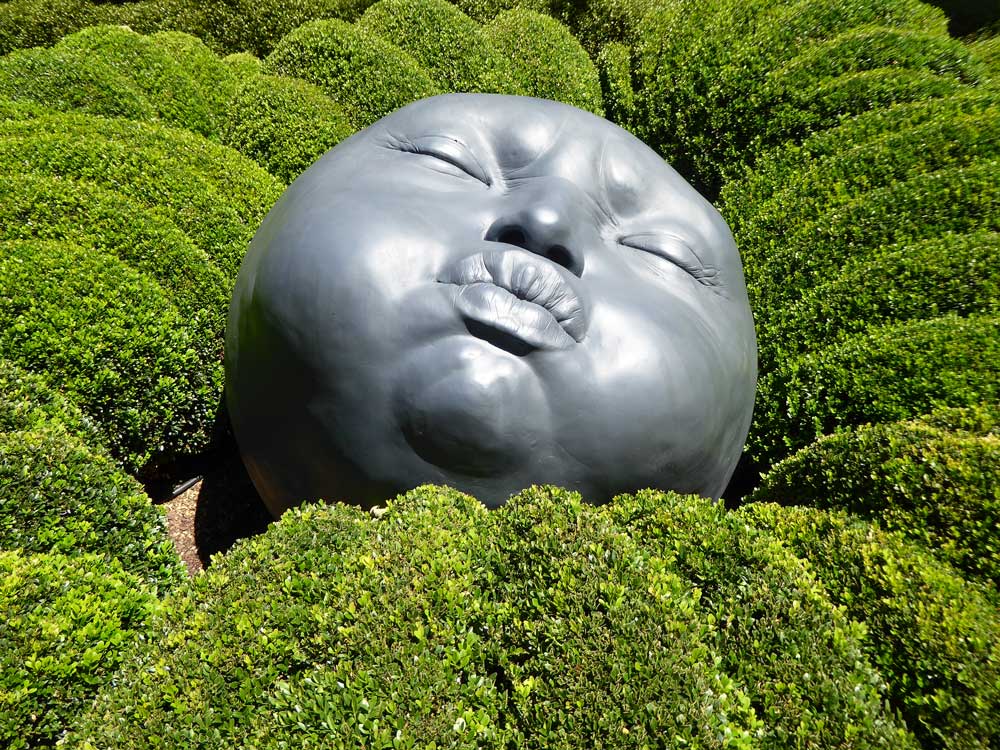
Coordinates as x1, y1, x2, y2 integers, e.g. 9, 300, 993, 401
630, 0, 957, 197
357, 0, 503, 92
0, 114, 267, 280
758, 231, 1000, 366
751, 313, 1000, 467
0, 239, 222, 473
264, 18, 439, 129
0, 172, 230, 330
110, 0, 376, 57
219, 73, 352, 183
54, 25, 221, 136
723, 104, 1000, 277
221, 50, 263, 78
0, 426, 184, 589
0, 360, 100, 444
740, 503, 1000, 750
596, 40, 635, 126
0, 550, 160, 750
482, 8, 603, 115
749, 408, 1000, 588
69, 486, 918, 749
746, 159, 1000, 319
0, 44, 155, 121
0, 0, 103, 55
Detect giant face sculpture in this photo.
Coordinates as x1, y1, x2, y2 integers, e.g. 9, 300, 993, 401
226, 94, 757, 516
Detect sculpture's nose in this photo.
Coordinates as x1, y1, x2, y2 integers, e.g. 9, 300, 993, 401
484, 180, 588, 277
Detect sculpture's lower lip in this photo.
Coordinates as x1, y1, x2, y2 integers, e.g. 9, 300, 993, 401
445, 282, 577, 351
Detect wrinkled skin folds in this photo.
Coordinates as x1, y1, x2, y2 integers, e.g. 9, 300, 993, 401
226, 94, 757, 515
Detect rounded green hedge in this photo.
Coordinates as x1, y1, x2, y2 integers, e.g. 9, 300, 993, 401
597, 40, 635, 126
750, 408, 1000, 587
723, 104, 1000, 268
111, 0, 375, 57
0, 117, 262, 280
0, 0, 103, 55
54, 25, 220, 137
751, 313, 1000, 466
0, 238, 222, 472
357, 0, 502, 92
220, 73, 353, 183
264, 18, 439, 129
0, 360, 99, 444
222, 51, 263, 78
0, 425, 183, 589
0, 172, 230, 332
631, 0, 955, 196
482, 8, 603, 115
759, 231, 1000, 366
740, 503, 1000, 750
69, 486, 914, 748
0, 550, 160, 750
0, 44, 155, 121
747, 159, 1000, 319
147, 30, 238, 131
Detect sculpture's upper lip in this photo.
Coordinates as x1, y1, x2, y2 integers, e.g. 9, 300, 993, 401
437, 248, 588, 349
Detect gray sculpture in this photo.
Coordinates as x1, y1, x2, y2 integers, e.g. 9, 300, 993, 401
226, 94, 757, 516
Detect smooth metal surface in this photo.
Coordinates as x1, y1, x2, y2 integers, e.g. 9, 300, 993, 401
226, 94, 757, 515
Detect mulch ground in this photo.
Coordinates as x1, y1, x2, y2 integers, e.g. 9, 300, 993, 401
157, 448, 272, 575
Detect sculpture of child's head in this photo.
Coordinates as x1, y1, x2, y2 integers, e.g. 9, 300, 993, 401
225, 94, 757, 516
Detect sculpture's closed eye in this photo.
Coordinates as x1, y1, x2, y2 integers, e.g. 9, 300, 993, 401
392, 134, 491, 186
618, 232, 723, 290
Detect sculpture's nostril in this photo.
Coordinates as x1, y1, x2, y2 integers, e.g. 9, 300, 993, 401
545, 245, 573, 270
497, 227, 527, 247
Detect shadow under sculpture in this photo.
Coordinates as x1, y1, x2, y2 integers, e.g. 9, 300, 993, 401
226, 94, 757, 516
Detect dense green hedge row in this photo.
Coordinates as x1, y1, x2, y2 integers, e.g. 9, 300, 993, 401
71, 486, 926, 749
0, 238, 221, 472
627, 0, 958, 196
0, 550, 160, 750
752, 313, 1000, 466
740, 502, 1000, 749
0, 360, 99, 443
751, 405, 1000, 587
759, 231, 1000, 366
0, 425, 184, 589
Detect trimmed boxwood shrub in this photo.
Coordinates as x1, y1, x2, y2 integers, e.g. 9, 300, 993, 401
0, 426, 184, 589
482, 9, 603, 115
740, 504, 1000, 750
747, 159, 1000, 318
631, 0, 954, 196
0, 172, 230, 331
69, 485, 916, 749
0, 45, 155, 121
0, 118, 259, 280
724, 105, 1000, 262
220, 74, 353, 183
0, 0, 102, 55
264, 18, 439, 129
750, 411, 1000, 587
605, 488, 911, 747
752, 313, 1000, 466
53, 25, 220, 136
222, 51, 263, 78
0, 239, 222, 472
357, 0, 503, 92
0, 550, 160, 750
759, 231, 1000, 366
148, 30, 238, 131
0, 360, 100, 444
722, 87, 1000, 223
765, 25, 986, 88
597, 41, 635, 125
110, 0, 375, 57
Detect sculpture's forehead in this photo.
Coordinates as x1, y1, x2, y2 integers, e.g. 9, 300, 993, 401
374, 94, 684, 212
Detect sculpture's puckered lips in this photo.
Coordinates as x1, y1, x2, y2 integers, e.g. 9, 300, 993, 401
438, 248, 588, 350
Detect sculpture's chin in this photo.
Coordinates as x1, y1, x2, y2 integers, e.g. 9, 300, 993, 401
391, 337, 550, 478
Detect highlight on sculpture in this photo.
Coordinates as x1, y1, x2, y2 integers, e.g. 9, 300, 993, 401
225, 93, 758, 515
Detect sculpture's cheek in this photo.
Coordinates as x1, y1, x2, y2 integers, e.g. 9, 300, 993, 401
392, 338, 550, 477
